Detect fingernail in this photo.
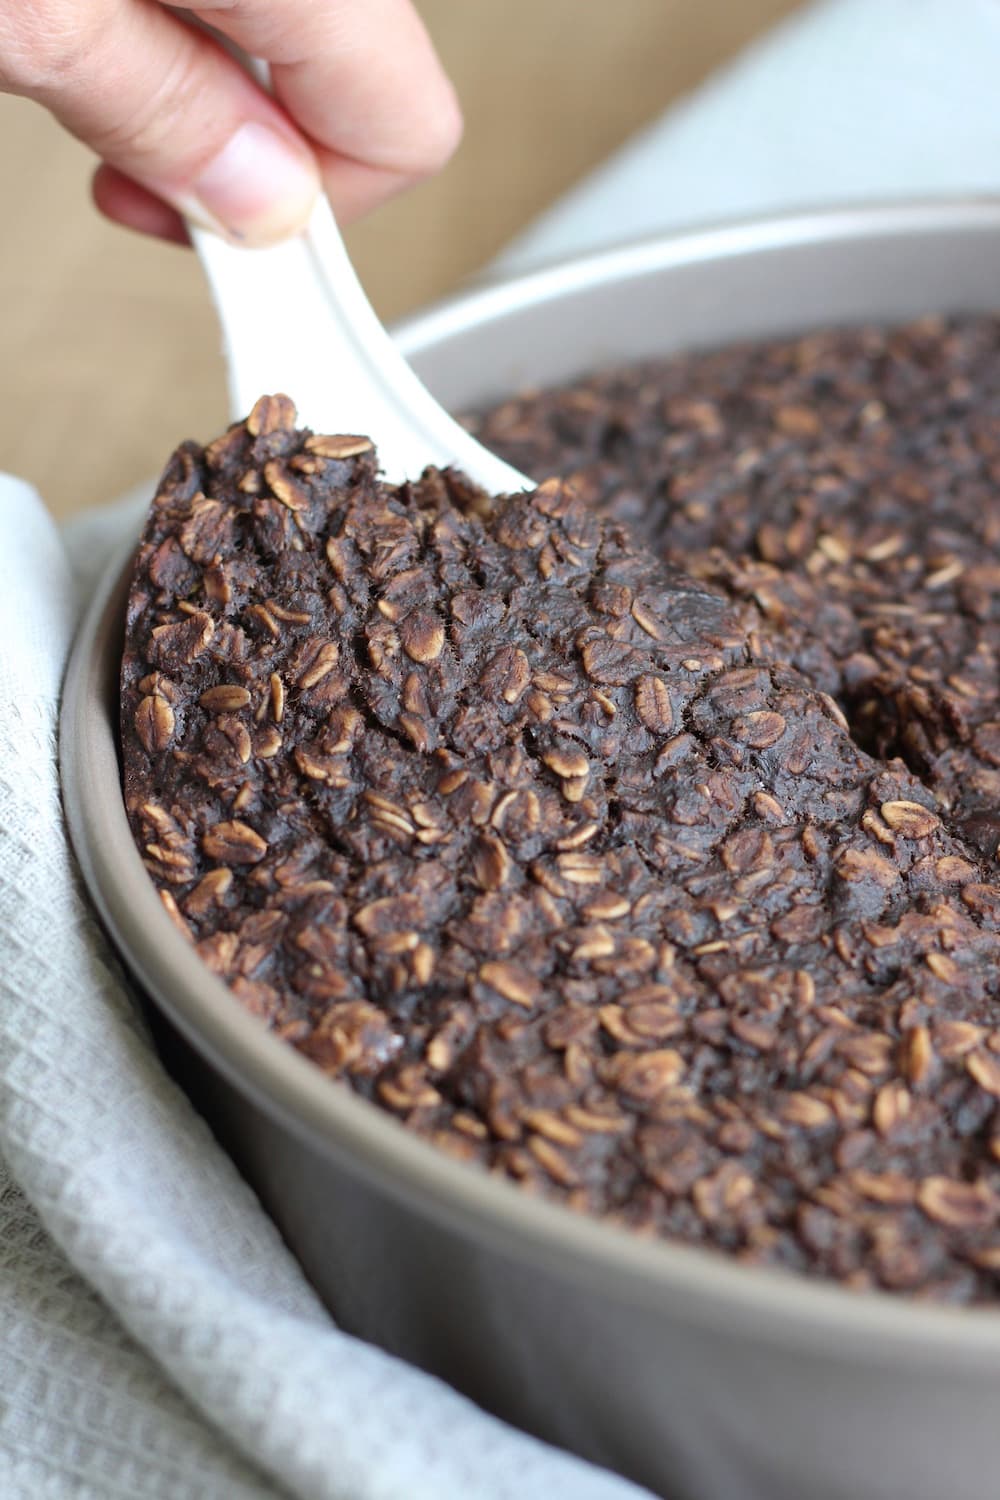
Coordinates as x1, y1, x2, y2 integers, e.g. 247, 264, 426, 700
188, 122, 320, 245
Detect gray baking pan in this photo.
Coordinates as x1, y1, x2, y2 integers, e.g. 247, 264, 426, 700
61, 201, 1000, 1500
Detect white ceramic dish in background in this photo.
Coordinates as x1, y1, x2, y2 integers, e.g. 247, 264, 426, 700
62, 201, 1000, 1500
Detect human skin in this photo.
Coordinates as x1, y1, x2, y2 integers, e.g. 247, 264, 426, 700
0, 0, 463, 245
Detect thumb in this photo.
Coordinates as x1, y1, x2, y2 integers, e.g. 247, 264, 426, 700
4, 2, 320, 245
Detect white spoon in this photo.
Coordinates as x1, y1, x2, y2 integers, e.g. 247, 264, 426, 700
192, 194, 529, 493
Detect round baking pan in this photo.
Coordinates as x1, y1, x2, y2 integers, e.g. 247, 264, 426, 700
61, 201, 1000, 1500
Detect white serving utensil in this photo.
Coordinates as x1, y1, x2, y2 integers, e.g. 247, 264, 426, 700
192, 194, 529, 492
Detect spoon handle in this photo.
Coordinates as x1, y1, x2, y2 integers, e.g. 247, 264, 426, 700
192, 189, 527, 492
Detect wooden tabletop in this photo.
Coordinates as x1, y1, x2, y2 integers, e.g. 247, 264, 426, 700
0, 0, 798, 519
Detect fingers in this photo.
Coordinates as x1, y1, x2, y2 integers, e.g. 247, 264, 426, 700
91, 165, 189, 245
173, 0, 463, 221
1, 0, 460, 245
3, 1, 321, 244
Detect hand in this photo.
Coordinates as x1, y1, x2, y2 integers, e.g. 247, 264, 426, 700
0, 1, 462, 245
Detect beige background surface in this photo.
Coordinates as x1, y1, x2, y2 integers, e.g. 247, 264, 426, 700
0, 0, 800, 519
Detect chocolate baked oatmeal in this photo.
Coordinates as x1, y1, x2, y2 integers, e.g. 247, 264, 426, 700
123, 319, 1000, 1303
472, 316, 1000, 858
